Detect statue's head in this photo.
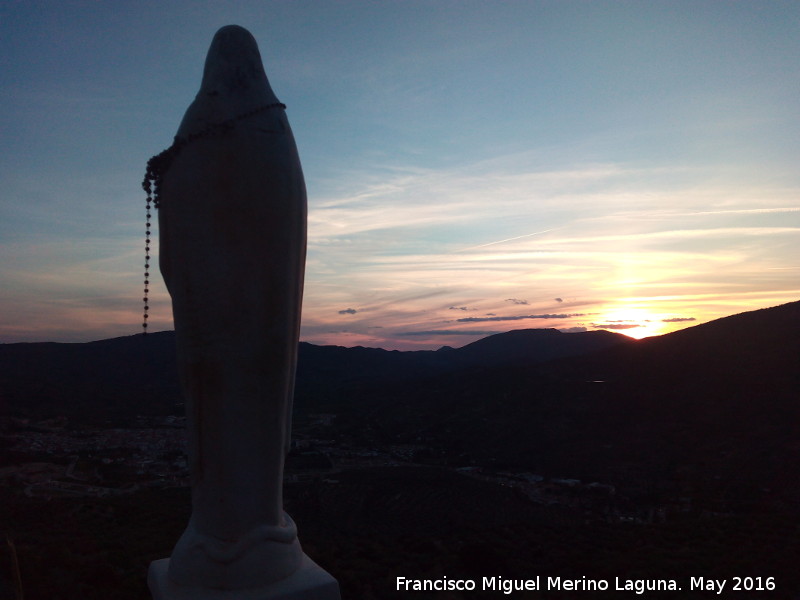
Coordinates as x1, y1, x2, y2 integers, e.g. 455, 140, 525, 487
200, 25, 270, 98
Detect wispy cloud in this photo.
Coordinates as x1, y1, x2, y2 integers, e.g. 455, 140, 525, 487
307, 161, 658, 240
299, 154, 798, 349
458, 313, 586, 323
459, 229, 555, 251
592, 323, 642, 330
398, 329, 503, 337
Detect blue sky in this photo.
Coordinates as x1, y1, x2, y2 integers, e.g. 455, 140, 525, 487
1, 1, 798, 348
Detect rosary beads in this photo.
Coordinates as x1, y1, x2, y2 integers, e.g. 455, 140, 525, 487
140, 102, 287, 334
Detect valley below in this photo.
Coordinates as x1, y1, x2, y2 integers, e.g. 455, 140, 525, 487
1, 301, 799, 598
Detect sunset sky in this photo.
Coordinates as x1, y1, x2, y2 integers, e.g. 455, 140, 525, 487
1, 1, 798, 349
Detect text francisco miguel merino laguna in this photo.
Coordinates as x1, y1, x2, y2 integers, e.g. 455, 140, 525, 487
396, 575, 764, 595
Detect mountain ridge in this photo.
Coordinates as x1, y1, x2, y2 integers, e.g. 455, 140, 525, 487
0, 301, 797, 426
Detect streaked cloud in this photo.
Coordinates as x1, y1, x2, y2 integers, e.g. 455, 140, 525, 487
458, 313, 586, 323
300, 161, 798, 346
398, 330, 503, 337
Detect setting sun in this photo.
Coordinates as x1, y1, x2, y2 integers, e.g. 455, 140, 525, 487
591, 307, 670, 339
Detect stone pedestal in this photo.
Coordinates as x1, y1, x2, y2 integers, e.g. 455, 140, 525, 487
149, 554, 340, 600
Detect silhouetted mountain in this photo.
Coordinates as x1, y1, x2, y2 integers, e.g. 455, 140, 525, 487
455, 328, 628, 367
294, 328, 632, 406
0, 331, 180, 423
0, 326, 632, 422
1, 301, 798, 507
345, 301, 800, 505
2, 302, 798, 600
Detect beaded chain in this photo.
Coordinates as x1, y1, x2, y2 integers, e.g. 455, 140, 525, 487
140, 101, 287, 334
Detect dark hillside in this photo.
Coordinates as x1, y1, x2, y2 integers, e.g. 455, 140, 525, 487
0, 332, 180, 423
1, 301, 797, 504
0, 325, 633, 422
345, 301, 800, 506
4, 467, 799, 599
454, 328, 630, 367
577, 300, 800, 381
1, 302, 799, 598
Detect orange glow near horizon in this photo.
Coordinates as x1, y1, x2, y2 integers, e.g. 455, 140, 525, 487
590, 307, 670, 340
296, 294, 799, 350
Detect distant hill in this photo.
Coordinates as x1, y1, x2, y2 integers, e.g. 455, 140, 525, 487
0, 324, 633, 422
0, 332, 180, 423
294, 328, 632, 404
346, 301, 800, 502
454, 328, 629, 367
1, 301, 799, 506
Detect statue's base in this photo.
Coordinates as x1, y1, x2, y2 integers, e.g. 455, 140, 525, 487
148, 554, 341, 600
